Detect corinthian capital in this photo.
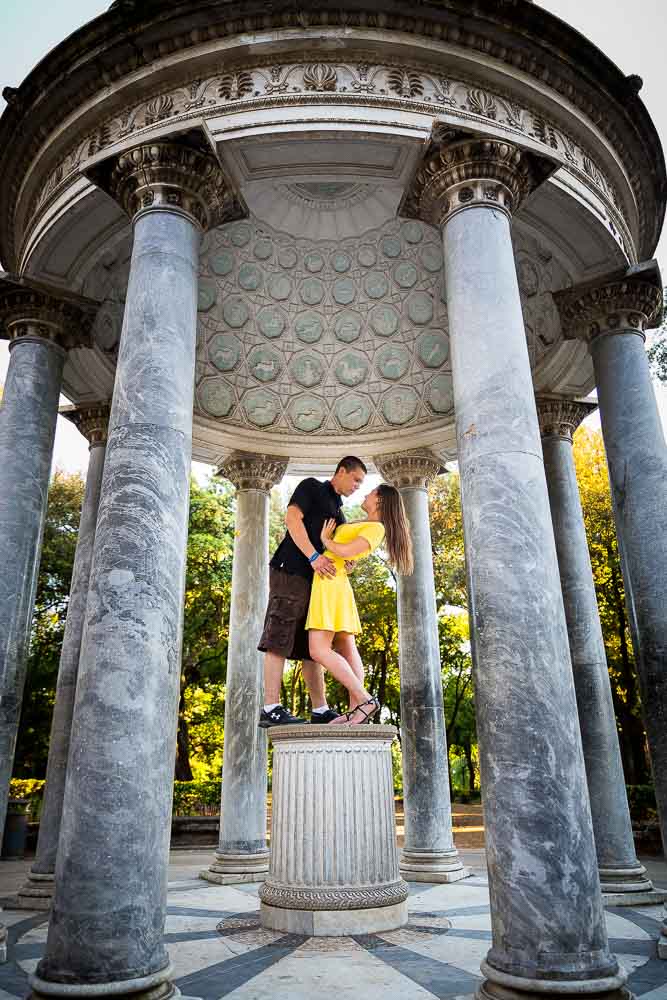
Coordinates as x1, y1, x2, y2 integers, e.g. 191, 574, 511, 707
555, 262, 663, 344
400, 129, 554, 226
88, 139, 247, 230
536, 397, 597, 442
218, 452, 288, 493
0, 275, 96, 350
375, 450, 443, 489
61, 402, 111, 448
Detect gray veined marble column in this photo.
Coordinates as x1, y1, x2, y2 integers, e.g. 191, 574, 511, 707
556, 267, 667, 861
401, 134, 628, 1000
201, 452, 287, 885
30, 140, 246, 1000
537, 396, 661, 905
16, 403, 110, 910
0, 279, 94, 848
375, 450, 467, 884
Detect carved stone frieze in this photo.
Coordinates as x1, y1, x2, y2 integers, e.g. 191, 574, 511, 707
375, 449, 443, 489
259, 879, 409, 912
556, 274, 663, 343
400, 134, 554, 225
535, 397, 597, 442
61, 402, 112, 447
89, 141, 246, 230
27, 56, 633, 262
0, 279, 96, 350
217, 452, 287, 493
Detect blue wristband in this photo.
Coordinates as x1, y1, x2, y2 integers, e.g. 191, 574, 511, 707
309, 551, 319, 563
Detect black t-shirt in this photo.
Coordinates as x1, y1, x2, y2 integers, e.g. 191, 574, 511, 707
270, 478, 345, 579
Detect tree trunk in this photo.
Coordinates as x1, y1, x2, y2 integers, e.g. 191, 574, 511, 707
174, 690, 193, 781
464, 739, 475, 794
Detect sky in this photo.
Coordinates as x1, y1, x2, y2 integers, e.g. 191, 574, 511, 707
0, 0, 665, 494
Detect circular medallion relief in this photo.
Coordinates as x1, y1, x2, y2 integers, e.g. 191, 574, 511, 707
335, 394, 372, 431
289, 395, 327, 432
209, 250, 235, 277
230, 224, 251, 247
393, 261, 418, 289
253, 239, 273, 261
243, 388, 279, 427
291, 353, 324, 387
364, 272, 389, 300
369, 304, 400, 338
295, 311, 324, 344
222, 297, 249, 328
382, 386, 418, 425
417, 331, 449, 368
375, 344, 410, 381
382, 236, 402, 259
358, 245, 377, 267
420, 244, 443, 273
238, 263, 263, 292
333, 277, 356, 305
335, 352, 369, 387
402, 221, 424, 244
268, 274, 293, 301
427, 374, 454, 414
304, 252, 325, 273
279, 247, 298, 269
300, 277, 325, 306
209, 333, 241, 372
331, 251, 352, 273
257, 306, 286, 339
247, 346, 282, 383
334, 311, 363, 343
198, 279, 217, 312
407, 291, 434, 326
198, 378, 234, 418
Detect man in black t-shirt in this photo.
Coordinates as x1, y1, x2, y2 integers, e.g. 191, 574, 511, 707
257, 456, 367, 727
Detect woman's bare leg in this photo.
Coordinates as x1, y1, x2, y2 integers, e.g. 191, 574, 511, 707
333, 632, 364, 709
309, 630, 369, 718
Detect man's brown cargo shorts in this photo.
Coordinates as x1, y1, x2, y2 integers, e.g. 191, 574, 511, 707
257, 568, 312, 661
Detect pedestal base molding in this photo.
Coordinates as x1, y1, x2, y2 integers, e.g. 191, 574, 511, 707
260, 899, 408, 936
478, 960, 630, 999
200, 850, 269, 885
400, 849, 469, 883
15, 871, 55, 910
29, 965, 175, 1000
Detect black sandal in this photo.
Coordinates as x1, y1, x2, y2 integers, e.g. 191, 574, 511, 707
344, 697, 380, 725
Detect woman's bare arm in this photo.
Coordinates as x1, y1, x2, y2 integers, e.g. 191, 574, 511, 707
320, 518, 371, 559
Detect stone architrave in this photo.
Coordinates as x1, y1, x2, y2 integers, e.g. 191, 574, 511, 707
402, 132, 628, 1000
260, 725, 409, 935
30, 141, 246, 1000
556, 267, 667, 858
375, 450, 467, 884
0, 279, 94, 848
201, 451, 287, 885
16, 403, 110, 910
537, 396, 661, 905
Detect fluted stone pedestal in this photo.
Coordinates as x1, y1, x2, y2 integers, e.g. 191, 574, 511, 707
260, 725, 408, 936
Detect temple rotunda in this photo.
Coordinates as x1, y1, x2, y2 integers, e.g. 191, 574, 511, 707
0, 1, 666, 997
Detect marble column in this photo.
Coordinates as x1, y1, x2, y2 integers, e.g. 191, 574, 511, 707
201, 452, 287, 885
0, 279, 94, 847
556, 267, 667, 857
30, 141, 245, 1000
402, 134, 627, 999
375, 450, 467, 884
537, 396, 660, 904
16, 403, 110, 910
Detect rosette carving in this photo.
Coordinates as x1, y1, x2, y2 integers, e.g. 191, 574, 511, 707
218, 451, 287, 493
303, 64, 338, 92
535, 397, 597, 441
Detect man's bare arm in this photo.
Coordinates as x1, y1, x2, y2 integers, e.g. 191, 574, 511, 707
285, 505, 336, 577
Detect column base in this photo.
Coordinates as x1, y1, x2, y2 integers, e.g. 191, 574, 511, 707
400, 848, 470, 883
15, 872, 55, 910
29, 965, 175, 1000
598, 864, 662, 905
478, 960, 630, 999
260, 899, 408, 936
199, 850, 269, 885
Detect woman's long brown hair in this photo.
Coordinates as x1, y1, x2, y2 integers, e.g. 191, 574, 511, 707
376, 484, 414, 575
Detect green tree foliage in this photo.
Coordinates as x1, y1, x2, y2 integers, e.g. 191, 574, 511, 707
14, 471, 84, 777
646, 290, 666, 383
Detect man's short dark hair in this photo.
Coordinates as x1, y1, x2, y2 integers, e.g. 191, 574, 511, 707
335, 456, 367, 475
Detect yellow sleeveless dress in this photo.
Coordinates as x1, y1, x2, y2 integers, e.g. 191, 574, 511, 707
305, 521, 385, 634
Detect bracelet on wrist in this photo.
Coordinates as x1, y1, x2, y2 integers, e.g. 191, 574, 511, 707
308, 551, 319, 563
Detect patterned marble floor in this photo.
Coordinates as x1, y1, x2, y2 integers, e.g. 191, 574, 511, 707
2, 870, 666, 1000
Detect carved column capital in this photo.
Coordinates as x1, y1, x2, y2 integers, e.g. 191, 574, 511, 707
375, 450, 443, 490
555, 266, 663, 344
218, 452, 288, 493
400, 130, 554, 226
88, 140, 247, 231
61, 402, 111, 448
0, 277, 95, 351
536, 397, 597, 442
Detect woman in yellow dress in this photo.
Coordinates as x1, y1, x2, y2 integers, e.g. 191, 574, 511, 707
305, 484, 414, 725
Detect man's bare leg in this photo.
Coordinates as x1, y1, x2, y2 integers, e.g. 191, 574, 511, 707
301, 658, 327, 710
263, 651, 286, 706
